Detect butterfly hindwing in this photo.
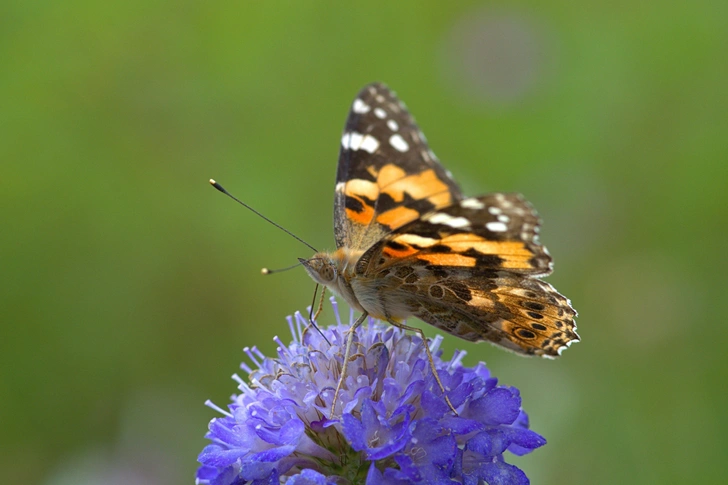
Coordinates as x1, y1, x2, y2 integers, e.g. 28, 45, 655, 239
392, 269, 578, 357
334, 83, 462, 252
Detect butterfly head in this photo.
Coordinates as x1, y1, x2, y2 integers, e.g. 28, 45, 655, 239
299, 250, 366, 314
298, 255, 338, 286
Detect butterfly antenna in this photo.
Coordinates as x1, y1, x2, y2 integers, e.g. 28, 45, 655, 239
260, 261, 304, 275
209, 179, 318, 253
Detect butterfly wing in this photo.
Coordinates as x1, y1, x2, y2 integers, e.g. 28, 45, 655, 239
356, 193, 578, 357
408, 271, 577, 357
334, 83, 462, 252
357, 193, 552, 277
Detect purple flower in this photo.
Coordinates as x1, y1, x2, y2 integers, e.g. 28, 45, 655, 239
196, 298, 546, 485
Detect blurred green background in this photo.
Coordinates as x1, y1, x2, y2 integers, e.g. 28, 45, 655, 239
2, 1, 726, 484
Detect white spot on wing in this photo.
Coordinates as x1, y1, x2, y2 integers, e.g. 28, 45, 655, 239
349, 132, 363, 149
497, 214, 510, 223
389, 134, 409, 152
374, 108, 386, 119
342, 131, 379, 153
360, 135, 379, 153
461, 198, 485, 210
353, 98, 370, 114
488, 206, 502, 215
395, 234, 439, 247
335, 181, 345, 192
427, 213, 471, 228
387, 119, 399, 131
486, 221, 508, 232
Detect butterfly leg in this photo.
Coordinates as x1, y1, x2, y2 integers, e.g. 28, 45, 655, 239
306, 284, 331, 345
385, 319, 458, 416
312, 286, 327, 323
330, 311, 368, 416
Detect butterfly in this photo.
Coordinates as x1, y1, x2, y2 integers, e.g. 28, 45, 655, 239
300, 83, 579, 414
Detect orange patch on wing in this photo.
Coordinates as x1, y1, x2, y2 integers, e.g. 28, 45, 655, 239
483, 241, 534, 270
382, 169, 451, 206
418, 239, 533, 270
501, 256, 534, 270
383, 245, 419, 259
436, 238, 534, 270
417, 253, 477, 267
345, 178, 379, 201
376, 163, 407, 187
472, 240, 533, 253
427, 191, 452, 207
376, 206, 420, 228
345, 195, 375, 225
493, 241, 532, 256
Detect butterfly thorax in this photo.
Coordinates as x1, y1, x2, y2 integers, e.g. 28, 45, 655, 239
300, 248, 367, 313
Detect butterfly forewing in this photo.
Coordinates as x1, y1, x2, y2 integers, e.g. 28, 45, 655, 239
334, 83, 462, 252
357, 193, 552, 277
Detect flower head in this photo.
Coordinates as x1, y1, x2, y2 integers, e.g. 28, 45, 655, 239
197, 298, 545, 484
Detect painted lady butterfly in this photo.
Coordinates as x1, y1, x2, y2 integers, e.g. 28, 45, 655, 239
299, 83, 579, 414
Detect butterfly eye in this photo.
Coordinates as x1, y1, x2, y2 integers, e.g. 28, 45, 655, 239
326, 265, 337, 282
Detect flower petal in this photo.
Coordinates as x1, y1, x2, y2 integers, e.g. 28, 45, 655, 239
342, 412, 367, 451
197, 444, 248, 468
251, 468, 279, 485
285, 469, 329, 485
467, 387, 521, 426
505, 427, 547, 456
477, 461, 529, 485
421, 389, 450, 417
